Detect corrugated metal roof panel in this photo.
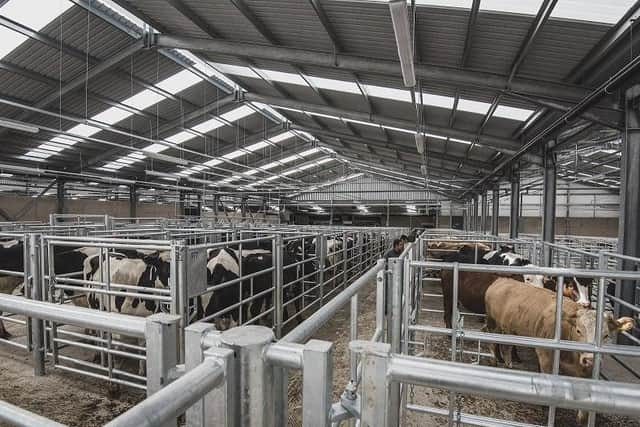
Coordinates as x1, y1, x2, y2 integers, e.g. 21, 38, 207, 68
517, 19, 608, 81
241, 0, 334, 51
321, 1, 398, 60
415, 6, 468, 67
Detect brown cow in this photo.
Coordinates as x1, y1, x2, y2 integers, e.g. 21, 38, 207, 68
485, 278, 635, 424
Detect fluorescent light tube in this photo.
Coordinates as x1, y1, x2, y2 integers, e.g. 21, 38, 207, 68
0, 118, 39, 134
389, 0, 416, 87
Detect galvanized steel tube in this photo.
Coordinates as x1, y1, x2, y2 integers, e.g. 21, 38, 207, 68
389, 355, 640, 417
0, 294, 146, 337
0, 400, 66, 427
105, 358, 224, 427
282, 260, 384, 344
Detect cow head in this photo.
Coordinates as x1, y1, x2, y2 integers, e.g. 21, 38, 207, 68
568, 310, 635, 373
143, 252, 171, 288
564, 277, 591, 308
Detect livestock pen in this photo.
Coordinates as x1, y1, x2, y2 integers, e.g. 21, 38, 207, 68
2, 227, 640, 426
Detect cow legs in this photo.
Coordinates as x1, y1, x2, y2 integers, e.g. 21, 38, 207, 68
483, 317, 502, 366
501, 345, 514, 368
0, 317, 11, 339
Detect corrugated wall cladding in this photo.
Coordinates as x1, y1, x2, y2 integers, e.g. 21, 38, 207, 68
293, 175, 435, 202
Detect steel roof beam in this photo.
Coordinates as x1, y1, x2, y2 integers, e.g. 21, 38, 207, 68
242, 92, 541, 161
0, 61, 166, 123
467, 52, 640, 192
504, 91, 622, 130
0, 40, 144, 138
460, 0, 480, 68
154, 34, 606, 105
567, 1, 640, 85
0, 15, 181, 102
289, 124, 493, 171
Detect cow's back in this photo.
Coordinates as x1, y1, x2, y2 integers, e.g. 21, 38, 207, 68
485, 279, 557, 338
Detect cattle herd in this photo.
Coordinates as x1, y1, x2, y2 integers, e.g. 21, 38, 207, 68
429, 240, 635, 424
0, 234, 365, 340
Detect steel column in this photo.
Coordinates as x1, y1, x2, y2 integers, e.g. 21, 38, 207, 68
56, 180, 65, 215
29, 234, 44, 376
472, 196, 479, 232
509, 170, 520, 239
617, 85, 640, 340
220, 326, 275, 427
480, 192, 488, 234
129, 184, 137, 219
491, 188, 499, 236
542, 143, 557, 266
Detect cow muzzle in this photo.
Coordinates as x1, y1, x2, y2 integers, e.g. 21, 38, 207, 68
579, 353, 594, 368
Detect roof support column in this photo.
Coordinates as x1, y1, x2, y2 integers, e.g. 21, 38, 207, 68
542, 141, 557, 266
472, 195, 479, 232
509, 168, 520, 239
129, 185, 138, 220
617, 85, 640, 342
491, 188, 500, 236
179, 191, 186, 218
56, 180, 65, 215
480, 191, 488, 234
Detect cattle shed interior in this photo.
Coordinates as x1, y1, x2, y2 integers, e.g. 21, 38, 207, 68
0, 0, 640, 426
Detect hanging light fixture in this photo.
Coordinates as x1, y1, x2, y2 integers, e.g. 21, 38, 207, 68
389, 0, 416, 87
415, 133, 425, 154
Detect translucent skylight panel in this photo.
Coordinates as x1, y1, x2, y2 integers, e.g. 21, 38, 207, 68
298, 163, 316, 171
127, 152, 146, 160
192, 118, 224, 134
364, 85, 411, 102
410, 0, 472, 9
422, 93, 455, 109
24, 150, 51, 159
260, 69, 307, 86
494, 105, 535, 121
123, 89, 165, 111
280, 155, 300, 164
243, 169, 260, 176
551, 0, 634, 24
305, 75, 361, 94
51, 136, 81, 146
68, 123, 101, 138
165, 130, 196, 145
222, 149, 245, 160
282, 169, 299, 176
0, 27, 27, 59
299, 148, 321, 157
265, 175, 280, 182
39, 143, 66, 153
316, 158, 333, 165
144, 143, 170, 154
457, 99, 492, 115
156, 70, 203, 94
0, 0, 74, 58
481, 0, 544, 15
220, 105, 255, 123
260, 161, 280, 170
268, 131, 296, 143
204, 159, 223, 167
92, 106, 134, 125
245, 141, 270, 151
210, 62, 258, 78
19, 155, 47, 162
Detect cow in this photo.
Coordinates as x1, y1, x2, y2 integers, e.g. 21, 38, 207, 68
485, 278, 635, 424
0, 241, 24, 338
427, 241, 492, 252
201, 245, 305, 328
83, 251, 171, 376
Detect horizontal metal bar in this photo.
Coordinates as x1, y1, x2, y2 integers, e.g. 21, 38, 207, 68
0, 400, 66, 427
0, 294, 146, 337
56, 277, 172, 295
389, 355, 640, 416
413, 261, 640, 280
265, 342, 305, 369
282, 260, 384, 343
53, 284, 171, 302
410, 324, 640, 357
406, 403, 542, 427
105, 358, 224, 427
